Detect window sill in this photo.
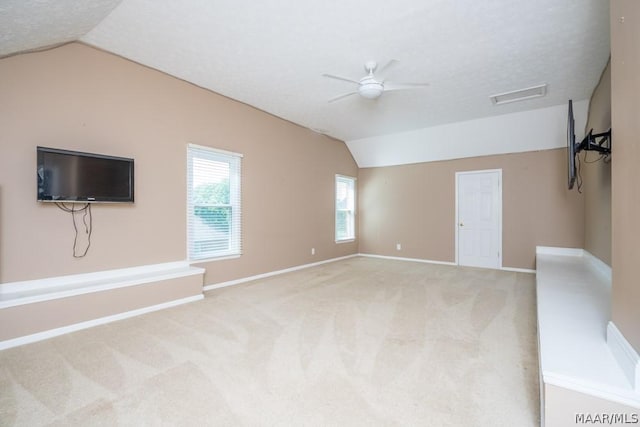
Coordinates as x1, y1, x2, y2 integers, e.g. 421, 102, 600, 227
335, 239, 356, 244
189, 254, 241, 264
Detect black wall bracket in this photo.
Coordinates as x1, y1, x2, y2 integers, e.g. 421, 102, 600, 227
577, 128, 612, 155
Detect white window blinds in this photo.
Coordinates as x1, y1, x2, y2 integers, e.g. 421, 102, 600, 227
187, 144, 242, 260
335, 175, 356, 242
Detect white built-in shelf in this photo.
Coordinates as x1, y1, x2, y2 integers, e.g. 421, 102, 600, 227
536, 247, 639, 407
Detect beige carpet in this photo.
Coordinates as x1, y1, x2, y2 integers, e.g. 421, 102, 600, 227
0, 257, 539, 426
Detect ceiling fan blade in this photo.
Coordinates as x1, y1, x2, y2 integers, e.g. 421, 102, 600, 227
377, 59, 399, 77
328, 92, 358, 103
322, 73, 360, 85
384, 81, 430, 91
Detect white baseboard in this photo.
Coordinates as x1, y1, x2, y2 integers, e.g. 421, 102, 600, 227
583, 250, 612, 283
203, 254, 359, 291
607, 321, 640, 393
358, 253, 457, 266
360, 253, 535, 273
501, 266, 536, 274
204, 253, 533, 293
0, 295, 203, 351
544, 371, 640, 409
536, 246, 584, 257
535, 247, 611, 281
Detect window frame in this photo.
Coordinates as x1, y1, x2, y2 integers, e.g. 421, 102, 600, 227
335, 174, 356, 243
187, 144, 242, 261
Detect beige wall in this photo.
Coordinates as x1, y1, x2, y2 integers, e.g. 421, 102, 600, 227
358, 149, 584, 270
610, 0, 640, 353
0, 43, 357, 284
583, 60, 612, 266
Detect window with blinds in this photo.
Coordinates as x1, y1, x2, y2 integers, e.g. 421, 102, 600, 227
335, 174, 356, 242
187, 144, 242, 260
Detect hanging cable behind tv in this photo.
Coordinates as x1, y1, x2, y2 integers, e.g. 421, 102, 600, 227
54, 202, 93, 258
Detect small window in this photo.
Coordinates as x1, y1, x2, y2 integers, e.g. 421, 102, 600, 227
335, 175, 356, 242
187, 144, 242, 260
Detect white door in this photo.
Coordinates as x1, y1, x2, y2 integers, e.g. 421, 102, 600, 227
456, 170, 502, 269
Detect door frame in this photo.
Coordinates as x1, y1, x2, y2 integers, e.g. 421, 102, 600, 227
454, 168, 503, 268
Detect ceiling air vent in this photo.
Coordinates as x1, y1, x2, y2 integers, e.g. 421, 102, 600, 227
489, 83, 547, 105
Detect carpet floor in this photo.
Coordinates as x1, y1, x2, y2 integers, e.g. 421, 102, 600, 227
0, 257, 540, 426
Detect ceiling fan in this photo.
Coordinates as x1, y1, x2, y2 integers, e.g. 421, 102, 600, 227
322, 60, 429, 103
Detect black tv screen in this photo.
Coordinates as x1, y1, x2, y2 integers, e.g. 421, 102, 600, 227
567, 100, 577, 190
37, 147, 134, 203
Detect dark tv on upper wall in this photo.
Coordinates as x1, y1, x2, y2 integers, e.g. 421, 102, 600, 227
566, 99, 612, 191
567, 100, 577, 189
37, 146, 134, 203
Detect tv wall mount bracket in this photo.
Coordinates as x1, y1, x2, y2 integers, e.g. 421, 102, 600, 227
576, 128, 612, 155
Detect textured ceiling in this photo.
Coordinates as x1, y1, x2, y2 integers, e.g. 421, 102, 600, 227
1, 0, 610, 143
0, 0, 122, 56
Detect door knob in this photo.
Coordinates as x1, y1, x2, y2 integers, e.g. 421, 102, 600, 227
459, 222, 464, 227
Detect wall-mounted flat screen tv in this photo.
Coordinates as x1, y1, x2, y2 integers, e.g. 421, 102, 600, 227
37, 146, 134, 203
567, 100, 577, 190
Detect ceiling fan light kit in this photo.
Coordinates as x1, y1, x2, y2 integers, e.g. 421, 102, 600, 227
358, 79, 384, 99
323, 60, 429, 103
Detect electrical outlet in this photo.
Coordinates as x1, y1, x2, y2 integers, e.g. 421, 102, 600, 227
396, 243, 401, 251
311, 248, 315, 255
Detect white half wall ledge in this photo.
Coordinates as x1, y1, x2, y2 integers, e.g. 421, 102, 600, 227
346, 100, 589, 168
536, 249, 640, 411
0, 261, 202, 309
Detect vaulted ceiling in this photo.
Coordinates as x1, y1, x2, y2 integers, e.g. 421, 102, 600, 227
1, 0, 610, 144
